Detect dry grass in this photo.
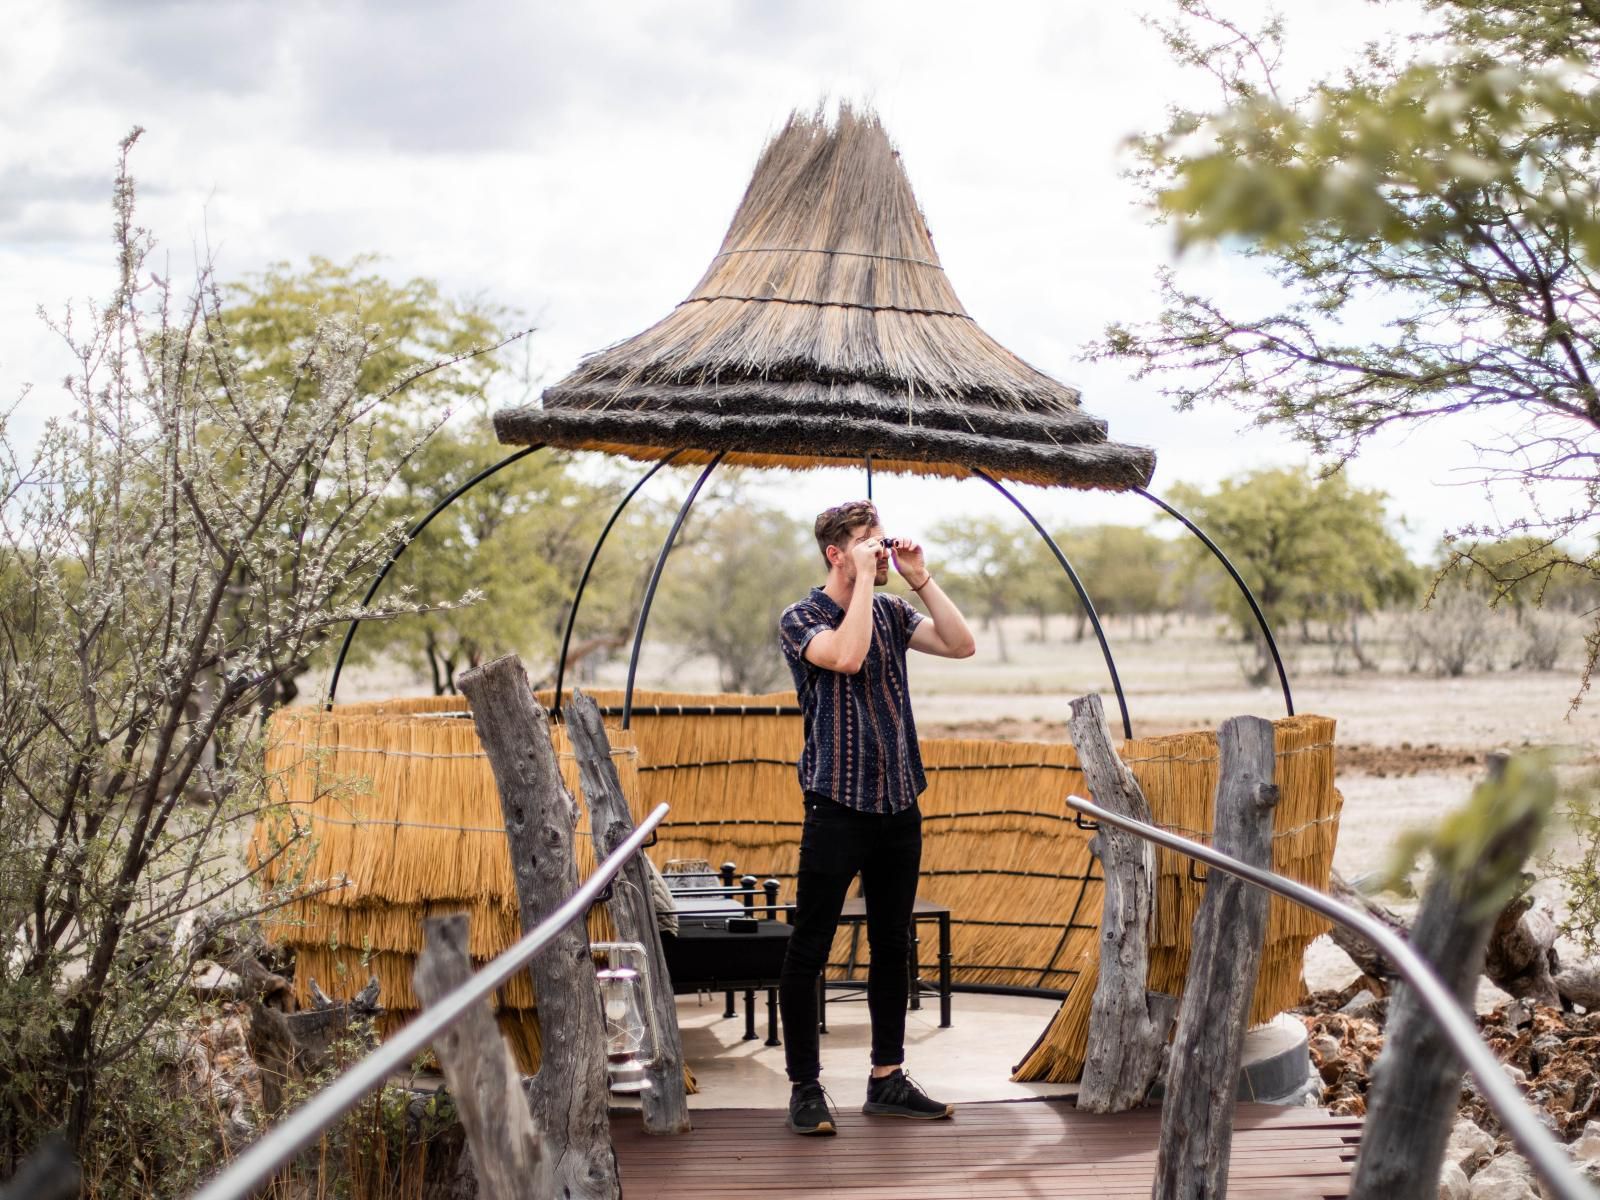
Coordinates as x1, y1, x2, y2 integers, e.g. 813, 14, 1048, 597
254, 687, 1339, 1083
495, 106, 1154, 491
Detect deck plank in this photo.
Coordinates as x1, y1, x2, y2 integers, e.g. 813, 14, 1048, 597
612, 1099, 1360, 1199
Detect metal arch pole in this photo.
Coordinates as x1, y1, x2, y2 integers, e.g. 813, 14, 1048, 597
971, 469, 1133, 741
324, 444, 545, 708
622, 453, 725, 729
1134, 485, 1294, 716
1063, 795, 1592, 1200
552, 450, 684, 716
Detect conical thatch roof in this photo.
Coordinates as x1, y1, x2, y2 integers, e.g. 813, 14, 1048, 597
496, 106, 1155, 491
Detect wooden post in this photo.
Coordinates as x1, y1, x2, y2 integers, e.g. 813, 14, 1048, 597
1070, 692, 1169, 1113
414, 913, 553, 1200
1348, 754, 1544, 1200
458, 655, 620, 1200
0, 1134, 79, 1200
1154, 715, 1279, 1200
565, 689, 692, 1135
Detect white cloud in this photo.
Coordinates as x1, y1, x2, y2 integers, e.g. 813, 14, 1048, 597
1, 0, 1528, 557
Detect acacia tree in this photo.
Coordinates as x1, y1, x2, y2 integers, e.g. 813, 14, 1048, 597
656, 481, 816, 694
930, 515, 1036, 663
0, 133, 499, 1189
1096, 0, 1600, 695
1168, 466, 1415, 680
1059, 524, 1176, 640
218, 258, 519, 702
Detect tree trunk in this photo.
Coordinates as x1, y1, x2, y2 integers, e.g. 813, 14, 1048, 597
1070, 692, 1169, 1113
414, 914, 553, 1200
458, 655, 620, 1200
1326, 870, 1409, 993
1483, 892, 1561, 1006
1348, 757, 1544, 1200
1555, 960, 1600, 1010
426, 635, 446, 696
1153, 715, 1279, 1200
565, 689, 691, 1134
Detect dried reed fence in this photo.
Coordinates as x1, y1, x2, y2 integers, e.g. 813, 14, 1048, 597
253, 688, 1340, 1081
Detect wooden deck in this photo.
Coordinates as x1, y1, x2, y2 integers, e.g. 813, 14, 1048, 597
613, 1099, 1362, 1199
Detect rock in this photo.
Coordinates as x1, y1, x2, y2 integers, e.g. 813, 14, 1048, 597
1468, 1152, 1539, 1200
1439, 1160, 1470, 1200
1308, 1033, 1341, 1065
1446, 1117, 1496, 1175
1573, 1122, 1600, 1162
1340, 988, 1380, 1018
1555, 960, 1600, 1010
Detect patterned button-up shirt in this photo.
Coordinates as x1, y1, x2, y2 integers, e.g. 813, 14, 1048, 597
778, 587, 926, 814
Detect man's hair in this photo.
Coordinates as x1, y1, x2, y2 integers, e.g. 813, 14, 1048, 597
813, 500, 879, 566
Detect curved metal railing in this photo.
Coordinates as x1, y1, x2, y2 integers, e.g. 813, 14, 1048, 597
1064, 794, 1594, 1200
190, 803, 671, 1200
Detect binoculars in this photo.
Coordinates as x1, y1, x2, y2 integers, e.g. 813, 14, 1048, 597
878, 537, 904, 551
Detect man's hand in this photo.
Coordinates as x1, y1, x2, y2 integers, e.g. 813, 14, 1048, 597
851, 536, 883, 579
889, 538, 930, 590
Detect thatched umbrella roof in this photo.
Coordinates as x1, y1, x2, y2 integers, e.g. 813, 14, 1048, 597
496, 107, 1155, 491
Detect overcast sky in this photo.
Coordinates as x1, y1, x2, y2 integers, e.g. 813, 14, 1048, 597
0, 0, 1541, 556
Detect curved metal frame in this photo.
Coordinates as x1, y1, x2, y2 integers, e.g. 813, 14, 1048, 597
552, 451, 684, 715
1065, 794, 1590, 1200
324, 444, 544, 708
1133, 486, 1293, 716
972, 469, 1132, 740
622, 454, 726, 728
323, 458, 1290, 736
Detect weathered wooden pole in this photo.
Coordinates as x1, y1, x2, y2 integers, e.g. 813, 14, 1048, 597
1070, 692, 1173, 1113
414, 913, 553, 1200
1153, 715, 1279, 1200
566, 688, 692, 1134
1348, 754, 1545, 1200
458, 654, 620, 1200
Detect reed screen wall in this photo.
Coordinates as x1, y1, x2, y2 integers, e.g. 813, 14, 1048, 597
254, 689, 1340, 1082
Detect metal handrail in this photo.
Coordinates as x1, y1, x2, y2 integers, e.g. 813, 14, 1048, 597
191, 802, 672, 1200
1064, 795, 1595, 1200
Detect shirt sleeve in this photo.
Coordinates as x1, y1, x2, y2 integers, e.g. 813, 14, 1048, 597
885, 594, 925, 649
779, 602, 830, 669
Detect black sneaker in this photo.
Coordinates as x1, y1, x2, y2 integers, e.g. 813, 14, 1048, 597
863, 1069, 953, 1119
786, 1081, 836, 1135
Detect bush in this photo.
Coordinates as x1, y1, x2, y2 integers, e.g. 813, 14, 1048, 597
0, 132, 490, 1195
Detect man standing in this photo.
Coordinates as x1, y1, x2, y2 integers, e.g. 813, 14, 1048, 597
776, 499, 976, 1135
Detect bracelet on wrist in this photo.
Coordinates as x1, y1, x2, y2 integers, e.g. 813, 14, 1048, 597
910, 574, 933, 592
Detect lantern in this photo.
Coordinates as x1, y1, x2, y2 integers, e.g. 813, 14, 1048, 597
593, 942, 661, 1094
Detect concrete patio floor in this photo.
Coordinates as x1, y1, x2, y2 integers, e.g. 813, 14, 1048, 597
659, 988, 1079, 1109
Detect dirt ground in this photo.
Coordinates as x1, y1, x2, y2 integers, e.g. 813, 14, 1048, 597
336, 611, 1599, 1000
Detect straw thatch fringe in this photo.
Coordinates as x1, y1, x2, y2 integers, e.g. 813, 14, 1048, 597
497, 106, 1155, 492
496, 405, 1155, 492
255, 690, 1338, 1086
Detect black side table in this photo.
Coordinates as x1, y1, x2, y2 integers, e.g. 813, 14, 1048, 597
830, 895, 953, 1028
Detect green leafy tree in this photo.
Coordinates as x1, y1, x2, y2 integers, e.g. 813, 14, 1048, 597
1011, 536, 1073, 641
929, 515, 1034, 663
1061, 524, 1176, 640
1096, 0, 1600, 695
1168, 466, 1416, 680
655, 483, 816, 694
216, 259, 649, 697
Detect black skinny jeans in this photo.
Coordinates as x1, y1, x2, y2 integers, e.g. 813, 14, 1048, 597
779, 792, 923, 1084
